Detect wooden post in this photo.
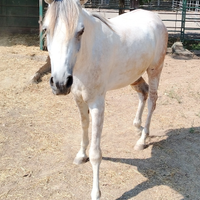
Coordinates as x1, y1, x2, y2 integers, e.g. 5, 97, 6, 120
119, 0, 125, 15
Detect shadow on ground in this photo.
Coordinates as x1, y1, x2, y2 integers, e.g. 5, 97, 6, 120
0, 34, 39, 47
103, 127, 200, 200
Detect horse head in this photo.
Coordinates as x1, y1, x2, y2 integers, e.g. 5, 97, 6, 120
44, 0, 87, 95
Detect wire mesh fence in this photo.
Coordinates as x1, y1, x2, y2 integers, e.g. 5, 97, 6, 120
85, 0, 200, 43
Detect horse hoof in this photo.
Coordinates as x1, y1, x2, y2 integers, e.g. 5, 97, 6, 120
29, 77, 38, 84
134, 143, 145, 151
30, 73, 40, 84
73, 156, 89, 165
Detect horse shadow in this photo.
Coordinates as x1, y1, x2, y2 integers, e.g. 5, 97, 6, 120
103, 127, 200, 200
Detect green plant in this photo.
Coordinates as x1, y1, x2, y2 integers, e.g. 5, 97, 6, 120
189, 127, 195, 133
165, 88, 182, 104
184, 41, 200, 50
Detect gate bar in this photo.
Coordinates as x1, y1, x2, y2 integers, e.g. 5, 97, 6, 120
39, 0, 43, 50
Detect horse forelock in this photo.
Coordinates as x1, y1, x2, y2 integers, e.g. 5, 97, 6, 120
44, 0, 80, 39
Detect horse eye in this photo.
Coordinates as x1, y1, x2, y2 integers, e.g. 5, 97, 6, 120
76, 28, 84, 39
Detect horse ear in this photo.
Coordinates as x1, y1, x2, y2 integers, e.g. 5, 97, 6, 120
79, 0, 88, 5
44, 0, 54, 4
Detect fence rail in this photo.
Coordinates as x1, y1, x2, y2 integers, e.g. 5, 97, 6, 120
85, 0, 200, 43
0, 1, 39, 33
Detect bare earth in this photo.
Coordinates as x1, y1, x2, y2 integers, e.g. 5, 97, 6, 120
0, 35, 200, 200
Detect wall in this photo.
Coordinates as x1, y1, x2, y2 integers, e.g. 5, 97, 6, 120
0, 0, 40, 33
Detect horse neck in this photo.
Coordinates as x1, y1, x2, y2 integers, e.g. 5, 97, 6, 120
81, 9, 99, 36
75, 9, 114, 75
75, 10, 102, 67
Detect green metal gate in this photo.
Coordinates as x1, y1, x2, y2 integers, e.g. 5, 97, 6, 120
85, 0, 200, 44
179, 0, 200, 42
0, 0, 40, 33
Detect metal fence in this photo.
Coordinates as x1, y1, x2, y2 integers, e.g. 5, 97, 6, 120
38, 0, 200, 49
0, 0, 39, 33
177, 0, 200, 42
85, 0, 200, 43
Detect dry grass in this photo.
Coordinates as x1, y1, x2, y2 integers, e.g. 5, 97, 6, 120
0, 35, 200, 200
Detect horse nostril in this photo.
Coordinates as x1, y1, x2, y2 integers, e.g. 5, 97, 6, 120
50, 77, 54, 86
66, 75, 73, 88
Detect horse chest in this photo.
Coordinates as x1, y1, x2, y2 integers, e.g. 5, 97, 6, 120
72, 75, 106, 102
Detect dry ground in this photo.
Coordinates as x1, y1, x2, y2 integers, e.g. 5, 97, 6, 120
0, 35, 200, 200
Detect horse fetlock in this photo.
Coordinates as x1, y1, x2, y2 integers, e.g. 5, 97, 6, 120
73, 151, 89, 165
133, 119, 141, 128
91, 189, 101, 200
73, 156, 89, 165
133, 120, 143, 135
142, 128, 149, 137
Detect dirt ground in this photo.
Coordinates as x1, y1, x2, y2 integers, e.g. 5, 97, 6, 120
0, 35, 200, 200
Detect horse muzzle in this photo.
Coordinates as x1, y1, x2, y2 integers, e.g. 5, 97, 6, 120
50, 75, 73, 95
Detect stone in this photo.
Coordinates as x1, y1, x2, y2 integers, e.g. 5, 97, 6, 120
171, 42, 194, 59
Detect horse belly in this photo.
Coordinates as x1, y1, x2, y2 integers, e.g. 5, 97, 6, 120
106, 58, 150, 91
106, 39, 155, 91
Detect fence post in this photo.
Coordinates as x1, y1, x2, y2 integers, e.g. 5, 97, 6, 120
39, 0, 43, 50
119, 0, 125, 14
181, 0, 187, 42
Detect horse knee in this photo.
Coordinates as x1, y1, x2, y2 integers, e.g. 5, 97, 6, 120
89, 148, 102, 165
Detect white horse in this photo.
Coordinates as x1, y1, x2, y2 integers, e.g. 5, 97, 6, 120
44, 0, 168, 199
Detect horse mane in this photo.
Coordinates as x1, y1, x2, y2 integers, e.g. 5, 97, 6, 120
92, 14, 115, 32
44, 0, 80, 38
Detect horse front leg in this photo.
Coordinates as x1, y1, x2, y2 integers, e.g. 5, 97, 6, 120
89, 97, 105, 200
73, 98, 89, 165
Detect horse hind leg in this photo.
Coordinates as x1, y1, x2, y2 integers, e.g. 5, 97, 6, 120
134, 62, 163, 151
131, 77, 149, 135
30, 56, 51, 84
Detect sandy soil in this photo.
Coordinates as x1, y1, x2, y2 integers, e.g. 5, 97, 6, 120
0, 35, 200, 200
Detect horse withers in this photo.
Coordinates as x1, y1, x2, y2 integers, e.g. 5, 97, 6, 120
43, 0, 168, 199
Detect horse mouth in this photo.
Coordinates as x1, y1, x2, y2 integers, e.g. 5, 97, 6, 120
50, 76, 72, 95
51, 87, 71, 95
